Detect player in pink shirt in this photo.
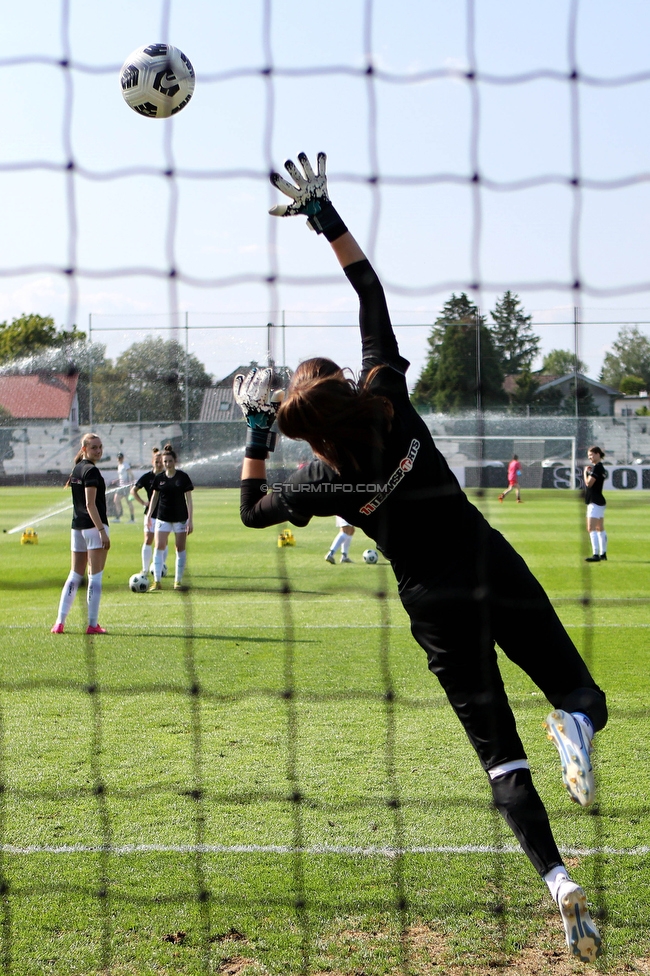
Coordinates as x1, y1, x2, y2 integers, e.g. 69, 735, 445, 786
499, 454, 522, 503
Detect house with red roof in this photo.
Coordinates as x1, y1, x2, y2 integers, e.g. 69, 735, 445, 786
0, 373, 79, 425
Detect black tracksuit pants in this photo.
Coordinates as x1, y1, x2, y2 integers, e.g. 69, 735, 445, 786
401, 525, 607, 876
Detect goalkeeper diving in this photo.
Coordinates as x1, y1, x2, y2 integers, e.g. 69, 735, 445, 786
234, 152, 606, 964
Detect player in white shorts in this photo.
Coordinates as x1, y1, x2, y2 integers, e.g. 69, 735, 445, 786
51, 432, 110, 635
325, 515, 355, 564
113, 452, 135, 523
584, 446, 608, 562
147, 443, 194, 591
132, 447, 168, 575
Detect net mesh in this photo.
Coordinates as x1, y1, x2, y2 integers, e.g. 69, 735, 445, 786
2, 0, 649, 971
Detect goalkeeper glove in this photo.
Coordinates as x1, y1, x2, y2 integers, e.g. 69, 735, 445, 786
269, 152, 348, 242
233, 367, 283, 459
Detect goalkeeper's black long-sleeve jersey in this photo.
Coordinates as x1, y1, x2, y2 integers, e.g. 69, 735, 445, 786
240, 258, 486, 594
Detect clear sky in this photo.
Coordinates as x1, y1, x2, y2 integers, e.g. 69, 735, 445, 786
1, 0, 650, 385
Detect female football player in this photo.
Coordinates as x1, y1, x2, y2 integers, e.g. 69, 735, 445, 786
498, 454, 523, 503
51, 432, 110, 634
147, 444, 194, 591
132, 447, 167, 575
112, 451, 135, 523
236, 153, 606, 963
324, 516, 355, 563
584, 446, 607, 562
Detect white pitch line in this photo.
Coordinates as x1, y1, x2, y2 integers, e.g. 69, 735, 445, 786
3, 621, 650, 631
1, 842, 647, 857
0, 623, 408, 630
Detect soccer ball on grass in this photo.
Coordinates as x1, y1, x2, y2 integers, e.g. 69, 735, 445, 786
129, 573, 149, 593
363, 549, 379, 564
120, 44, 195, 118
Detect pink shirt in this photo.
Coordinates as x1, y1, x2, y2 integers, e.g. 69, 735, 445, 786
508, 460, 522, 483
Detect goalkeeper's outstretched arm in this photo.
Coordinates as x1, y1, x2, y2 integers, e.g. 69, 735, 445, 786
269, 151, 404, 375
240, 152, 403, 484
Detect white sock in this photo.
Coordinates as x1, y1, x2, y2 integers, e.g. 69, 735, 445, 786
175, 550, 187, 584
163, 546, 169, 569
589, 530, 599, 555
597, 531, 607, 555
341, 535, 352, 556
141, 543, 153, 574
56, 571, 84, 624
544, 865, 571, 903
330, 531, 347, 554
572, 711, 594, 745
87, 571, 103, 627
153, 548, 165, 582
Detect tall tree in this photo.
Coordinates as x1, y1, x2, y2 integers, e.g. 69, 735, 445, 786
541, 348, 587, 376
411, 294, 506, 412
92, 337, 212, 423
434, 323, 507, 412
412, 293, 505, 411
0, 314, 85, 363
600, 325, 650, 389
489, 291, 539, 375
410, 321, 447, 408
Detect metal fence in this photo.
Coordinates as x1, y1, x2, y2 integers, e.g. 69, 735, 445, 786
3, 413, 650, 488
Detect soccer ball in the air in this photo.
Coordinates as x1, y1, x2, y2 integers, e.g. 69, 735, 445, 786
363, 549, 379, 564
129, 573, 149, 593
120, 44, 195, 118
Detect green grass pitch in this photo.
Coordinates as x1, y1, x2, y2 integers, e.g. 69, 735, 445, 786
0, 486, 648, 975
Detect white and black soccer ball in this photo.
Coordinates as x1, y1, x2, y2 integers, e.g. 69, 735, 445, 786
129, 573, 149, 593
149, 564, 168, 577
120, 44, 195, 119
362, 548, 379, 564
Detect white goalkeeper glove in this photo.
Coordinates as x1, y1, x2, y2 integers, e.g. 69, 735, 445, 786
233, 367, 284, 459
269, 152, 348, 242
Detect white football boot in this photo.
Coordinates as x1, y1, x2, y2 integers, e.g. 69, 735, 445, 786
556, 881, 603, 962
543, 709, 594, 807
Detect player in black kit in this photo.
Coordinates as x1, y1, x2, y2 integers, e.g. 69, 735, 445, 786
147, 443, 194, 591
584, 446, 608, 562
236, 153, 606, 963
132, 447, 168, 576
52, 432, 110, 635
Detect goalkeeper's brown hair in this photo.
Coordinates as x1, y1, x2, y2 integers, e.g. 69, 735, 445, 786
277, 357, 393, 473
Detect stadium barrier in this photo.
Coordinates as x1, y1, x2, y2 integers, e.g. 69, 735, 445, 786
3, 417, 650, 488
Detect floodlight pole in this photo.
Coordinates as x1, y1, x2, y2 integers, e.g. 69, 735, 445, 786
475, 308, 484, 484
573, 306, 580, 420
475, 308, 482, 417
88, 312, 93, 427
184, 311, 189, 425
267, 321, 274, 367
